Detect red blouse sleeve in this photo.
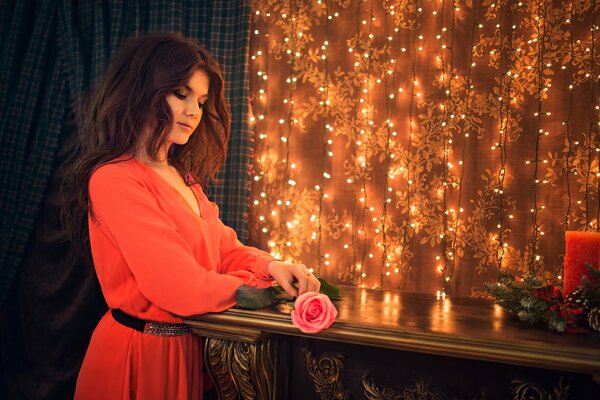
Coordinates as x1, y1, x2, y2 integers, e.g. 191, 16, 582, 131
209, 201, 274, 283
89, 164, 261, 316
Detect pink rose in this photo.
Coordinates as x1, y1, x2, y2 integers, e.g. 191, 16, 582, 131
291, 292, 338, 333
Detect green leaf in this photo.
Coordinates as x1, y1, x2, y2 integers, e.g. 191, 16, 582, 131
272, 285, 295, 303
318, 277, 343, 300
235, 277, 343, 311
235, 285, 278, 310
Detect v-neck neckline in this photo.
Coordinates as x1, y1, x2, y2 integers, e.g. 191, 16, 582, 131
132, 158, 203, 219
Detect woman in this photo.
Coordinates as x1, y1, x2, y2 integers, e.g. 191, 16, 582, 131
62, 33, 320, 399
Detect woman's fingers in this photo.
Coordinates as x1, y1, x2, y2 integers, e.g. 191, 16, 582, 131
278, 278, 298, 298
297, 270, 309, 296
269, 261, 321, 297
295, 265, 322, 296
308, 275, 321, 293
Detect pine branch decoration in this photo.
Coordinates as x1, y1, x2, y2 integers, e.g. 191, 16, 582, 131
486, 264, 600, 334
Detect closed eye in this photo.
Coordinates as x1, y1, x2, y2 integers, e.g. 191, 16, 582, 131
174, 90, 206, 110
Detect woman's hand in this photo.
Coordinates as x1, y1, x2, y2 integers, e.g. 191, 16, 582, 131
266, 261, 321, 298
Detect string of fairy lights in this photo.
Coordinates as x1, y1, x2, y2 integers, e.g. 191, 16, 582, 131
447, 0, 477, 282
248, 0, 599, 296
596, 0, 600, 230
249, 5, 270, 245
281, 0, 297, 259
380, 1, 393, 288
359, 0, 375, 285
400, 0, 420, 281
586, 0, 597, 231
564, 0, 575, 232
495, 2, 507, 271
437, 0, 456, 292
316, 0, 331, 274
527, 0, 546, 274
350, 0, 361, 285
379, 0, 406, 286
495, 0, 515, 272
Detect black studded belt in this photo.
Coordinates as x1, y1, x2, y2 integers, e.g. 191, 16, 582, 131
111, 309, 192, 336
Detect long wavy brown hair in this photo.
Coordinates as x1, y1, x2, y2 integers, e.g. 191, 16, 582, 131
60, 33, 231, 258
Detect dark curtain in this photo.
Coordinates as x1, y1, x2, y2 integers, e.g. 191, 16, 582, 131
0, 1, 253, 399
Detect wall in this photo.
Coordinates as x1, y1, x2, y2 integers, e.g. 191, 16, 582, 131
247, 0, 599, 297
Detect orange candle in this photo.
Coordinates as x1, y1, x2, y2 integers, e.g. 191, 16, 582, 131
563, 231, 600, 295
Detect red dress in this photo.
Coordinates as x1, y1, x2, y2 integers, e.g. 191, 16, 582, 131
74, 158, 273, 400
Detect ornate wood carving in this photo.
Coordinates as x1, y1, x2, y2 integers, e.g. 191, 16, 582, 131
511, 377, 570, 400
204, 336, 279, 400
302, 342, 350, 400
250, 339, 277, 399
230, 342, 257, 399
205, 338, 238, 399
362, 373, 442, 400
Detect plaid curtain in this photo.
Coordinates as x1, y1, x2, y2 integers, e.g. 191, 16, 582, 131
0, 0, 253, 305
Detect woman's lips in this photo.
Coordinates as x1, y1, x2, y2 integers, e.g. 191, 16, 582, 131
177, 122, 193, 132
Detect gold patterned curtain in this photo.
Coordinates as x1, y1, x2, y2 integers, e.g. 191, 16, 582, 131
247, 0, 599, 297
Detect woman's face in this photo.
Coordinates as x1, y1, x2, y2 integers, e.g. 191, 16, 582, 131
163, 69, 210, 150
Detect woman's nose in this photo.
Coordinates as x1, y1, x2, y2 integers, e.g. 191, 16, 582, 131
186, 102, 201, 118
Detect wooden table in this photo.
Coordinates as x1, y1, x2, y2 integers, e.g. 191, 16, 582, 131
184, 286, 600, 399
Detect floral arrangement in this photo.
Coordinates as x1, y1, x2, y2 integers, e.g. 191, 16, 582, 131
485, 264, 600, 334
236, 277, 341, 333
